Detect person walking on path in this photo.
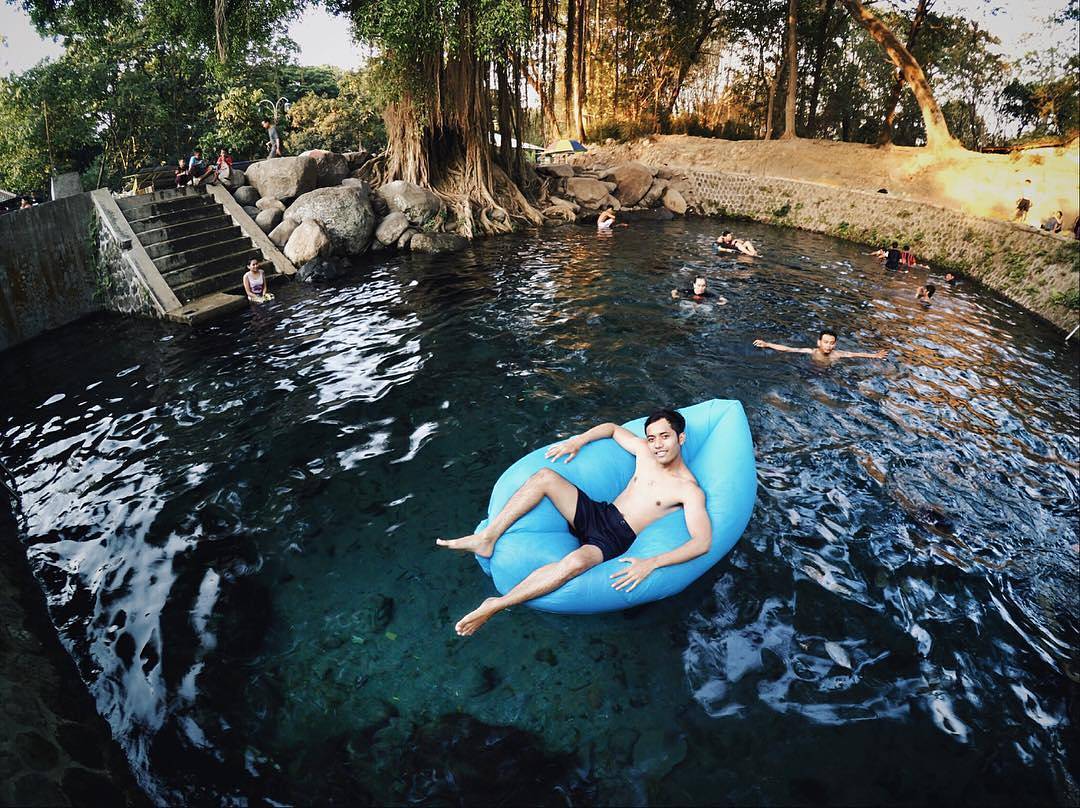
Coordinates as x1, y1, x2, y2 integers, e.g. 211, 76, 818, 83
262, 119, 283, 158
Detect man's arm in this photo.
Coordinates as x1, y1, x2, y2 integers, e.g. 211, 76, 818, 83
545, 422, 645, 463
611, 487, 712, 591
753, 339, 813, 354
832, 349, 888, 359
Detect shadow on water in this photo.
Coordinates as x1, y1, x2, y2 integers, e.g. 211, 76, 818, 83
1, 218, 1077, 804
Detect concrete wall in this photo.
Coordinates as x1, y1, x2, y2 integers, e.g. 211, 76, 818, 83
0, 196, 99, 352
679, 168, 1080, 332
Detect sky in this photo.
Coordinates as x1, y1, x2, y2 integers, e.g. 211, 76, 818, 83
0, 1, 1073, 78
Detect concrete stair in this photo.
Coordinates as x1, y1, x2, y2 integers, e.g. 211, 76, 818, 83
114, 187, 290, 318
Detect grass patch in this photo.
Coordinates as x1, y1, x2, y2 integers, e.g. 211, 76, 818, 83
773, 203, 792, 218
1050, 288, 1080, 310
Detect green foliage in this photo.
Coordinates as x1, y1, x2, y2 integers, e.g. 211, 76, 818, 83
207, 86, 268, 157
1049, 288, 1079, 310
286, 68, 387, 153
772, 203, 791, 218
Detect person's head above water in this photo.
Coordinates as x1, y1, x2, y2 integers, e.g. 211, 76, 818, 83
902, 244, 910, 251
718, 231, 734, 242
692, 276, 707, 295
890, 241, 899, 248
944, 272, 956, 282
644, 408, 687, 467
818, 329, 838, 355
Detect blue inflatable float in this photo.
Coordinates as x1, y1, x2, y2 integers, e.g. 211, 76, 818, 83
474, 399, 757, 614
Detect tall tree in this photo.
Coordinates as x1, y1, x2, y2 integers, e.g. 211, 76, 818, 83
876, 0, 930, 145
838, 0, 959, 149
780, 0, 798, 138
803, 0, 837, 136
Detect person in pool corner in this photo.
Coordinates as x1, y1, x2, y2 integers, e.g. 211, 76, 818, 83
438, 408, 712, 636
243, 258, 272, 303
671, 275, 726, 304
753, 329, 887, 363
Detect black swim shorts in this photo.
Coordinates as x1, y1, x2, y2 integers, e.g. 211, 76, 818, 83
569, 486, 637, 562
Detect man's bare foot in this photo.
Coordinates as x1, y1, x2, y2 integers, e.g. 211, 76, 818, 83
455, 598, 502, 636
436, 532, 495, 558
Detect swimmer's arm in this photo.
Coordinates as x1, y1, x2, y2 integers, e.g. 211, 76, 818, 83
610, 488, 711, 591
753, 340, 813, 354
545, 422, 644, 463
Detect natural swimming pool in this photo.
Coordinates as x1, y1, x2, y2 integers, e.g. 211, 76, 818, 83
2, 218, 1077, 804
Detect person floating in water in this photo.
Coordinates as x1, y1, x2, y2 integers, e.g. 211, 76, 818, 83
438, 409, 712, 636
753, 329, 887, 362
243, 258, 273, 303
943, 272, 958, 286
716, 231, 759, 256
916, 284, 936, 305
671, 275, 726, 304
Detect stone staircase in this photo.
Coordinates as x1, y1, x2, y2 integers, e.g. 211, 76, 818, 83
111, 186, 293, 322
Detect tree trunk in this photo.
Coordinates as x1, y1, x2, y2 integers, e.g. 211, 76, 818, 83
839, 0, 959, 150
764, 54, 784, 140
877, 0, 929, 145
571, 0, 587, 141
780, 0, 798, 139
805, 0, 836, 135
564, 0, 576, 133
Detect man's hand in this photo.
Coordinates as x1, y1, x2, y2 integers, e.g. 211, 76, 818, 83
753, 339, 768, 348
872, 349, 888, 359
610, 557, 658, 591
545, 435, 585, 463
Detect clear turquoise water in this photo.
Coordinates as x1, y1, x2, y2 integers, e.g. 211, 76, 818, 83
2, 219, 1077, 804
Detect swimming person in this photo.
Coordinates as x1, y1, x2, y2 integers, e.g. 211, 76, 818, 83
753, 329, 887, 363
883, 241, 902, 271
671, 275, 725, 303
943, 272, 958, 286
916, 284, 936, 304
716, 231, 759, 256
437, 409, 712, 636
243, 258, 272, 303
597, 205, 626, 230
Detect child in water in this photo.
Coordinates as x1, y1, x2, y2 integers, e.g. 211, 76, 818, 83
243, 258, 274, 303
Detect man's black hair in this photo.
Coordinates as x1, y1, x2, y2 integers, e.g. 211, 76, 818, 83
193, 147, 202, 154
722, 230, 732, 237
645, 408, 686, 435
262, 118, 271, 124
925, 284, 936, 297
820, 328, 837, 340
890, 241, 898, 247
902, 244, 910, 250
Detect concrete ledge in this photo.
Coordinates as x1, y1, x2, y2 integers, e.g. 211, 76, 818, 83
91, 189, 181, 315
209, 185, 296, 277
165, 291, 248, 325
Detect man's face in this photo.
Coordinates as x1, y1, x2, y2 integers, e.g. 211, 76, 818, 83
645, 418, 684, 466
817, 333, 837, 355
693, 278, 707, 295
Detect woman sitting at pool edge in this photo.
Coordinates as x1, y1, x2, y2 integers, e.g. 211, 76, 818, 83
243, 258, 273, 303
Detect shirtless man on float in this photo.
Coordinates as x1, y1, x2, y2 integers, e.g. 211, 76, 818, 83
753, 329, 887, 363
438, 409, 711, 636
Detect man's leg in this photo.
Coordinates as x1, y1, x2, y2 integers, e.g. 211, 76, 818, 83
455, 545, 602, 636
437, 467, 578, 558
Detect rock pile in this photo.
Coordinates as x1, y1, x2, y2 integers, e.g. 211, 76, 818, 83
227, 154, 461, 266
536, 160, 689, 223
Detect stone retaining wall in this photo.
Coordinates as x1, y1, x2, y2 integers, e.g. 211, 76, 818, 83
0, 196, 98, 352
678, 168, 1079, 332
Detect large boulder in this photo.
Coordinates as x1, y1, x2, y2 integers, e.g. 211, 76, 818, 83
242, 205, 261, 219
299, 149, 350, 188
283, 186, 375, 255
564, 177, 610, 209
234, 186, 260, 206
256, 196, 286, 212
297, 256, 349, 283
255, 208, 282, 233
223, 168, 246, 190
343, 151, 370, 172
640, 178, 668, 208
607, 162, 654, 207
268, 218, 299, 248
410, 232, 468, 254
547, 195, 579, 212
662, 187, 687, 215
245, 156, 318, 201
375, 212, 410, 246
375, 180, 443, 226
284, 219, 332, 264
536, 163, 574, 179
341, 178, 370, 196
